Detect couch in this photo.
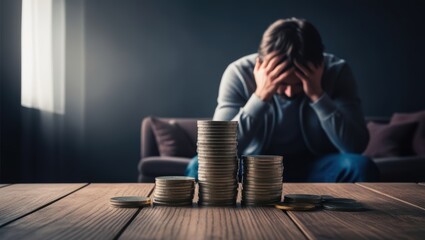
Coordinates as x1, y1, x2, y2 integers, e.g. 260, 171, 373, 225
138, 116, 425, 182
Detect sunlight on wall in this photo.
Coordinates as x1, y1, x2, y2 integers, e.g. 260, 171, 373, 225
21, 0, 65, 114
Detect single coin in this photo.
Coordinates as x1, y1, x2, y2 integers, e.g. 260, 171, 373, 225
320, 195, 335, 202
110, 196, 151, 207
322, 202, 365, 211
274, 202, 317, 211
324, 198, 357, 204
155, 176, 195, 182
284, 194, 322, 204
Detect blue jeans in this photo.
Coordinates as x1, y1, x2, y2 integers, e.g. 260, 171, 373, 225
185, 153, 379, 182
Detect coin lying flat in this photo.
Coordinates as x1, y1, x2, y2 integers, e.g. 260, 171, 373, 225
274, 202, 317, 211
155, 176, 195, 182
110, 196, 151, 208
322, 202, 365, 211
284, 194, 322, 204
323, 197, 357, 204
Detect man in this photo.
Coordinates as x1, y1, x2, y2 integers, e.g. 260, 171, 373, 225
186, 18, 379, 182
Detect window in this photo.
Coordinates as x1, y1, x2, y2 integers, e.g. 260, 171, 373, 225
21, 0, 65, 114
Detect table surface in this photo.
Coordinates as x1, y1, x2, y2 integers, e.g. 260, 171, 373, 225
0, 183, 424, 239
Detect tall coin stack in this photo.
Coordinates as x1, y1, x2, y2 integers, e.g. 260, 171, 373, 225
241, 155, 283, 206
154, 176, 195, 206
197, 120, 239, 206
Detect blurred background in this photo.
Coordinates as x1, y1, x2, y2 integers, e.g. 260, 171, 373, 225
1, 0, 424, 183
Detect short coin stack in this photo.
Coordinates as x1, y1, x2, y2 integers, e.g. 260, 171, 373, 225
154, 176, 195, 206
197, 120, 239, 206
110, 196, 151, 208
241, 155, 283, 206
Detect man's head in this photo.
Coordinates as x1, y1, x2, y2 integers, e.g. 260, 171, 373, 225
258, 18, 324, 99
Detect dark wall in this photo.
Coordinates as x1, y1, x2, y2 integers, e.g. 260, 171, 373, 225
1, 0, 425, 182
0, 0, 22, 182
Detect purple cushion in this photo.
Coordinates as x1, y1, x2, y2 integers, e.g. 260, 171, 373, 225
363, 121, 418, 158
150, 117, 196, 157
390, 110, 425, 155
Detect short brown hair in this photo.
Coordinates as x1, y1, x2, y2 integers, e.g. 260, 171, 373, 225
258, 18, 324, 67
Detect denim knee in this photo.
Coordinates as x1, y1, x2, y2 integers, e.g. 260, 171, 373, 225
334, 153, 379, 182
185, 155, 199, 180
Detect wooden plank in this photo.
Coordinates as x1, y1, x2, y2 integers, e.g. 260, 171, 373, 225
283, 183, 425, 239
357, 183, 425, 210
0, 183, 86, 227
0, 183, 154, 240
120, 183, 306, 240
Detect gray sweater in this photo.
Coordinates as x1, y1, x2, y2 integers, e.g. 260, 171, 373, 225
212, 53, 369, 157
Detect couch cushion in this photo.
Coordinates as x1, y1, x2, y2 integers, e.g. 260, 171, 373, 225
150, 117, 196, 157
363, 121, 418, 158
390, 110, 425, 155
138, 156, 191, 177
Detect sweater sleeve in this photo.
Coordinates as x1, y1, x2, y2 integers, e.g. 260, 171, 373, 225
213, 63, 270, 154
309, 64, 369, 153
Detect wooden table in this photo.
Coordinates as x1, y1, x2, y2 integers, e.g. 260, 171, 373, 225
0, 183, 424, 239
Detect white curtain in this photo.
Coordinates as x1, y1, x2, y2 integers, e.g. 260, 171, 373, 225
21, 0, 65, 114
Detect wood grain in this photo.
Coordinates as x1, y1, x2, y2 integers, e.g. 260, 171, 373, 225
120, 183, 305, 240
357, 183, 425, 210
283, 183, 425, 239
0, 183, 154, 240
121, 206, 306, 240
0, 184, 86, 227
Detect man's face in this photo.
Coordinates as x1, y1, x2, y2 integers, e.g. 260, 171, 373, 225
275, 68, 304, 100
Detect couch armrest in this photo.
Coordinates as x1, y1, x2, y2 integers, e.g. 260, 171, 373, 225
372, 155, 425, 182
138, 156, 192, 182
141, 117, 160, 159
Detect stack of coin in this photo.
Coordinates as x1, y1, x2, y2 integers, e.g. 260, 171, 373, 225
197, 120, 239, 206
241, 155, 283, 206
154, 176, 195, 206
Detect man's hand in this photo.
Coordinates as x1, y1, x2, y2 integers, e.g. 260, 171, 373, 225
294, 61, 325, 102
253, 53, 295, 102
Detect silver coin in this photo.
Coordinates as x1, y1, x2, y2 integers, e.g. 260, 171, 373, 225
198, 153, 237, 157
154, 189, 194, 193
198, 171, 238, 176
198, 165, 237, 170
154, 185, 194, 190
197, 135, 237, 140
322, 202, 365, 211
197, 120, 238, 124
110, 196, 151, 207
198, 165, 237, 169
197, 142, 237, 146
284, 194, 322, 204
196, 135, 238, 140
199, 189, 238, 195
198, 159, 238, 164
155, 176, 195, 182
